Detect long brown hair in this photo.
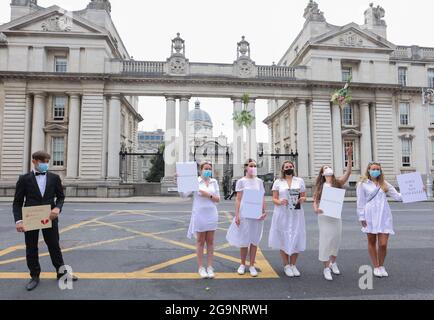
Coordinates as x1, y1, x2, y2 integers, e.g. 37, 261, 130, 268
314, 165, 343, 202
280, 161, 296, 179
243, 158, 256, 176
361, 162, 389, 193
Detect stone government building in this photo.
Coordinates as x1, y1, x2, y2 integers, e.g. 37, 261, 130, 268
0, 0, 433, 197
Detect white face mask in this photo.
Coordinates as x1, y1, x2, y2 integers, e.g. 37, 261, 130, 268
323, 168, 334, 177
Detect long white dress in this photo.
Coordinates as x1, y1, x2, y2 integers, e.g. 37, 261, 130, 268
268, 177, 306, 255
317, 182, 342, 262
180, 177, 220, 239
356, 180, 403, 235
226, 177, 265, 248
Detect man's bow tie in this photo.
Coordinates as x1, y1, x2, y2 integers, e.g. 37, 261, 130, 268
35, 172, 46, 176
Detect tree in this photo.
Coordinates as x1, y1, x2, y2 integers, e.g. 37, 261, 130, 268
146, 144, 165, 182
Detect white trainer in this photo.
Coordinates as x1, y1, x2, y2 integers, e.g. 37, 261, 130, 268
379, 266, 389, 277
284, 265, 294, 277
330, 262, 341, 275
323, 267, 333, 281
207, 266, 215, 279
291, 265, 301, 277
249, 266, 258, 277
199, 267, 208, 279
373, 267, 383, 278
237, 264, 246, 275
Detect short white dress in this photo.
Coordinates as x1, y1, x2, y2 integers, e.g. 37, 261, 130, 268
226, 177, 265, 248
180, 177, 220, 239
317, 182, 343, 262
268, 177, 306, 256
356, 180, 403, 235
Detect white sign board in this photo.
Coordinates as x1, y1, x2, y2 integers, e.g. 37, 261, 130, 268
397, 172, 427, 203
176, 162, 199, 193
319, 186, 346, 220
240, 189, 264, 219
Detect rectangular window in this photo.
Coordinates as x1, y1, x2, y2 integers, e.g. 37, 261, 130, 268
342, 104, 353, 126
398, 67, 407, 86
399, 102, 410, 126
401, 138, 412, 167
53, 96, 66, 121
121, 114, 125, 136
432, 139, 434, 167
55, 56, 67, 73
52, 137, 65, 166
343, 140, 354, 168
428, 69, 434, 88
430, 105, 434, 126
342, 67, 352, 82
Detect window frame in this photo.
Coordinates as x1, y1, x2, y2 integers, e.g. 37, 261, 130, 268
401, 138, 412, 168
341, 67, 352, 82
51, 136, 65, 167
52, 96, 67, 121
399, 102, 410, 126
342, 104, 354, 126
398, 67, 408, 86
428, 68, 434, 88
54, 56, 68, 73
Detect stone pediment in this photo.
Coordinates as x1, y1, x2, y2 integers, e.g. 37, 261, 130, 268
0, 6, 105, 35
44, 123, 68, 133
342, 128, 362, 137
312, 24, 395, 51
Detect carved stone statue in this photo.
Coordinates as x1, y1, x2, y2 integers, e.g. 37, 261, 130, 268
0, 33, 7, 44
303, 0, 326, 22
11, 0, 38, 6
364, 3, 386, 26
87, 0, 111, 13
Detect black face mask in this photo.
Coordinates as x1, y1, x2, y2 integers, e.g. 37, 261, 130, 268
284, 169, 294, 176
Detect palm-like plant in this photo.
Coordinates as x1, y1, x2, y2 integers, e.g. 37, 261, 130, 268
233, 94, 255, 128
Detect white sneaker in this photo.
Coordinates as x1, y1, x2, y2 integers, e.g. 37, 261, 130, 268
323, 267, 333, 281
284, 265, 294, 277
379, 266, 389, 277
291, 265, 301, 277
198, 267, 208, 279
249, 266, 258, 277
330, 262, 340, 275
373, 267, 383, 278
237, 264, 246, 275
207, 266, 215, 279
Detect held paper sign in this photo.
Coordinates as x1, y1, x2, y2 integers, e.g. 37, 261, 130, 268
240, 189, 264, 219
176, 162, 199, 193
22, 205, 52, 232
319, 186, 346, 220
397, 172, 427, 203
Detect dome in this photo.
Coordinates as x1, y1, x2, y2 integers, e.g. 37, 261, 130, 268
188, 100, 213, 125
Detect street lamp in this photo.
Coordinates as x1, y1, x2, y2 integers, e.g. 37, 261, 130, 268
422, 88, 433, 198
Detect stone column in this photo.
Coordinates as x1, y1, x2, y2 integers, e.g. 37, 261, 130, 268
232, 98, 244, 178
66, 93, 81, 178
107, 95, 121, 179
31, 92, 46, 154
332, 103, 344, 176
246, 99, 257, 160
24, 95, 32, 172
164, 96, 177, 179
179, 97, 190, 162
296, 99, 309, 178
360, 101, 372, 172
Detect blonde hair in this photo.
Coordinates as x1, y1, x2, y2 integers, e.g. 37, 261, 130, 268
360, 162, 389, 193
199, 161, 213, 171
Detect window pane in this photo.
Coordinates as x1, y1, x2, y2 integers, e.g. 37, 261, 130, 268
53, 96, 66, 121
431, 105, 434, 126
52, 137, 64, 166
399, 103, 410, 125
401, 139, 411, 167
429, 69, 434, 88
432, 139, 434, 167
343, 140, 354, 168
55, 57, 67, 73
342, 104, 353, 126
342, 67, 352, 82
398, 67, 407, 86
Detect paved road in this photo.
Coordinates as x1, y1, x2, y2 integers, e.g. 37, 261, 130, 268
0, 200, 433, 300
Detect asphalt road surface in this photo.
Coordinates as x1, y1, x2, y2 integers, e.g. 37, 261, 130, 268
0, 199, 433, 300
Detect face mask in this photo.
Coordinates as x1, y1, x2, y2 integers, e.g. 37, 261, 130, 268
323, 168, 334, 177
284, 168, 294, 176
202, 170, 212, 179
37, 163, 49, 173
247, 167, 257, 176
370, 170, 381, 178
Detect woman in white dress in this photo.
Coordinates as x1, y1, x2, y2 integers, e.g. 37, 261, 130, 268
356, 162, 403, 278
226, 159, 267, 277
178, 161, 220, 279
313, 147, 352, 281
269, 161, 307, 278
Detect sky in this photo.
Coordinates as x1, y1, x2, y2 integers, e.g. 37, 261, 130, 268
0, 0, 432, 143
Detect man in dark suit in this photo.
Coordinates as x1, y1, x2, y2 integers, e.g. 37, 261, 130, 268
13, 151, 78, 291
